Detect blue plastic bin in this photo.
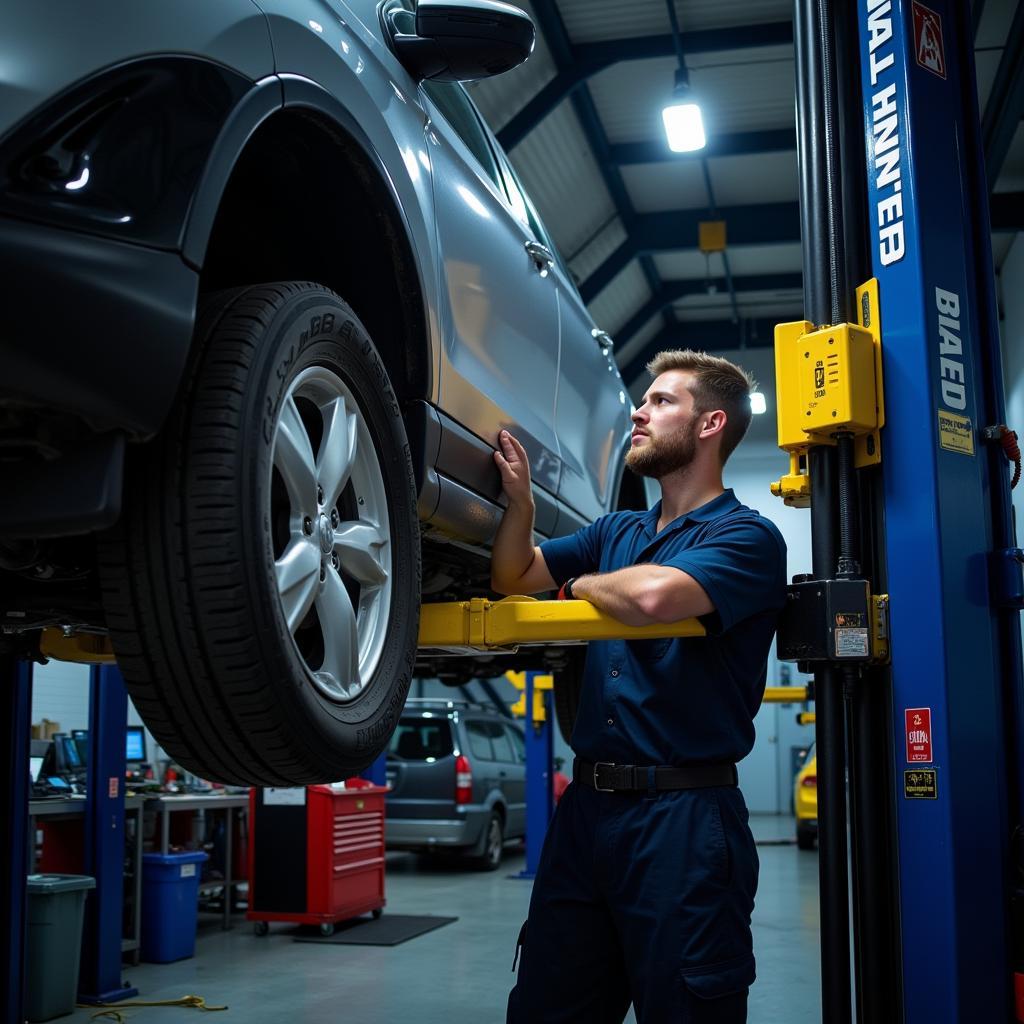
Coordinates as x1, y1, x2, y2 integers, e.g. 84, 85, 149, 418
140, 851, 208, 963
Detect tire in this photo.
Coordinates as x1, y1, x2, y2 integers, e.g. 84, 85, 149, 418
253, 921, 269, 937
553, 646, 586, 745
797, 821, 817, 851
320, 922, 335, 937
472, 811, 504, 871
98, 283, 420, 785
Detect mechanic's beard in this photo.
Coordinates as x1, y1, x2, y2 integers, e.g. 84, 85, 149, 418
625, 421, 699, 479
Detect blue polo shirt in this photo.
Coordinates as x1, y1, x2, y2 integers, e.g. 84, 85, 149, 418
539, 489, 787, 767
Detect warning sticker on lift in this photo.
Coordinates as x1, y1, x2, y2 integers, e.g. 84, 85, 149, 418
912, 2, 946, 79
904, 769, 938, 799
905, 707, 933, 762
835, 628, 869, 658
938, 410, 975, 455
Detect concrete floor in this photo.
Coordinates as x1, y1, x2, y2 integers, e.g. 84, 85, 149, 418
64, 814, 820, 1024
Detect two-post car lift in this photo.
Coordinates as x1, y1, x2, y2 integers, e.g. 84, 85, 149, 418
3, 2, 1022, 1023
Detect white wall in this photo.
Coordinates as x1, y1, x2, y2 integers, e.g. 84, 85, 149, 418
31, 660, 152, 758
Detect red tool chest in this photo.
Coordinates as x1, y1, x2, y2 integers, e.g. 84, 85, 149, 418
247, 782, 387, 935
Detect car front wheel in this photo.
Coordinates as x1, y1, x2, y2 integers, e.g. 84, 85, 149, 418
99, 283, 420, 785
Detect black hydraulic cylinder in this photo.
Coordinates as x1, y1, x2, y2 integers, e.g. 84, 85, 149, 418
808, 449, 852, 1024
796, 0, 854, 1018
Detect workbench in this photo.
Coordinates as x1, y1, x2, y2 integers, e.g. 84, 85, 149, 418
145, 793, 249, 930
28, 795, 147, 963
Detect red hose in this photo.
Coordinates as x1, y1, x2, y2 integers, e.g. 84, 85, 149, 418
1000, 426, 1021, 489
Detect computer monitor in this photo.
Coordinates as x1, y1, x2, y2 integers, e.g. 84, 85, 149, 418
29, 756, 44, 782
59, 734, 82, 769
125, 726, 146, 762
71, 729, 89, 767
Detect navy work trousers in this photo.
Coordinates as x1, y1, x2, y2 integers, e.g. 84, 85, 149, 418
507, 780, 758, 1023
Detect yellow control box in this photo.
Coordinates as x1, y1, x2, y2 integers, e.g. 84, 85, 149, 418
777, 321, 878, 444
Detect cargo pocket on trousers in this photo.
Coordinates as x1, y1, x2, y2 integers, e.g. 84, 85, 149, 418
679, 954, 754, 1022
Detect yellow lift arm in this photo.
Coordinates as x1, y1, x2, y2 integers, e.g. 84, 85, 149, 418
417, 595, 706, 654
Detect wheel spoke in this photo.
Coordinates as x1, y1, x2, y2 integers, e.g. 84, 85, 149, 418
333, 521, 389, 586
275, 540, 321, 633
316, 569, 360, 691
317, 397, 358, 508
274, 396, 318, 510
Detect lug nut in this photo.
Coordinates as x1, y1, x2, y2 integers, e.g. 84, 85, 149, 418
317, 486, 324, 505
303, 516, 313, 535
330, 509, 339, 528
331, 553, 340, 570
320, 565, 326, 582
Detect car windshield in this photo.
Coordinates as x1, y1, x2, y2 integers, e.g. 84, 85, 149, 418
388, 717, 454, 761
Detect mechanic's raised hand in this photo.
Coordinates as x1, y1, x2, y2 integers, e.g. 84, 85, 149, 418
494, 430, 533, 507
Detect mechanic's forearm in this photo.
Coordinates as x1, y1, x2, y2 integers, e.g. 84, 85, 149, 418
490, 499, 537, 593
570, 567, 660, 626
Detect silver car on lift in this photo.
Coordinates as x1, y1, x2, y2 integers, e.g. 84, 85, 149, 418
0, 0, 636, 785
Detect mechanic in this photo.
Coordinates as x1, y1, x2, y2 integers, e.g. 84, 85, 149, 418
490, 349, 787, 1023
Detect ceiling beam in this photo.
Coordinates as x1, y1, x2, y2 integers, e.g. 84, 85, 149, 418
973, 0, 987, 36
615, 273, 804, 351
990, 191, 1024, 231
580, 192, 1024, 304
982, 0, 1024, 190
580, 202, 802, 303
497, 21, 794, 151
609, 129, 795, 165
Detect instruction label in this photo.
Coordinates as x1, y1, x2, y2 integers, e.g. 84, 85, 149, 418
905, 707, 933, 762
938, 409, 975, 455
904, 769, 938, 799
264, 787, 306, 806
835, 628, 870, 658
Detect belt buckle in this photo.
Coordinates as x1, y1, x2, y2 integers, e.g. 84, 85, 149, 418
593, 761, 616, 792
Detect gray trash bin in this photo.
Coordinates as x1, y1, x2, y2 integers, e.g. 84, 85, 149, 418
25, 874, 96, 1022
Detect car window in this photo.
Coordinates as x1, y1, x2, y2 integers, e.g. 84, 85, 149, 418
421, 81, 505, 196
503, 724, 526, 763
465, 719, 495, 761
488, 721, 515, 763
495, 152, 578, 288
389, 717, 454, 760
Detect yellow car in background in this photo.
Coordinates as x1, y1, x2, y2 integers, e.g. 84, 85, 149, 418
795, 743, 817, 851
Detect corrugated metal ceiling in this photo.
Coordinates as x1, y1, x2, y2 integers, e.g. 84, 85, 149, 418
464, 0, 1022, 374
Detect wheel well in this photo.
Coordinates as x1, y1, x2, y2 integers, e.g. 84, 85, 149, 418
199, 110, 430, 401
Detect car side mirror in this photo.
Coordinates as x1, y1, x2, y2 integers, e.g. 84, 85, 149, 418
386, 0, 535, 82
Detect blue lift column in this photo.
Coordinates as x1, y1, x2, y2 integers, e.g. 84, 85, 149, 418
78, 663, 137, 1004
515, 670, 554, 880
854, 2, 1020, 1020
2, 657, 32, 1024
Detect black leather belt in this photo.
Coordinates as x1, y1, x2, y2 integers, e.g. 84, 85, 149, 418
573, 757, 737, 793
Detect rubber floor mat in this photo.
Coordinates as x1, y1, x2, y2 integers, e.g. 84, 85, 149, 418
292, 914, 458, 946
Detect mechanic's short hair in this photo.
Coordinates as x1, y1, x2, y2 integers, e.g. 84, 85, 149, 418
645, 349, 756, 464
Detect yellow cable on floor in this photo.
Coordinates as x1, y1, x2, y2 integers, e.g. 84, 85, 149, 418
77, 994, 228, 1020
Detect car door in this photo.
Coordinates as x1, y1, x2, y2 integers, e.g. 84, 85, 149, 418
493, 155, 632, 527
421, 81, 563, 513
